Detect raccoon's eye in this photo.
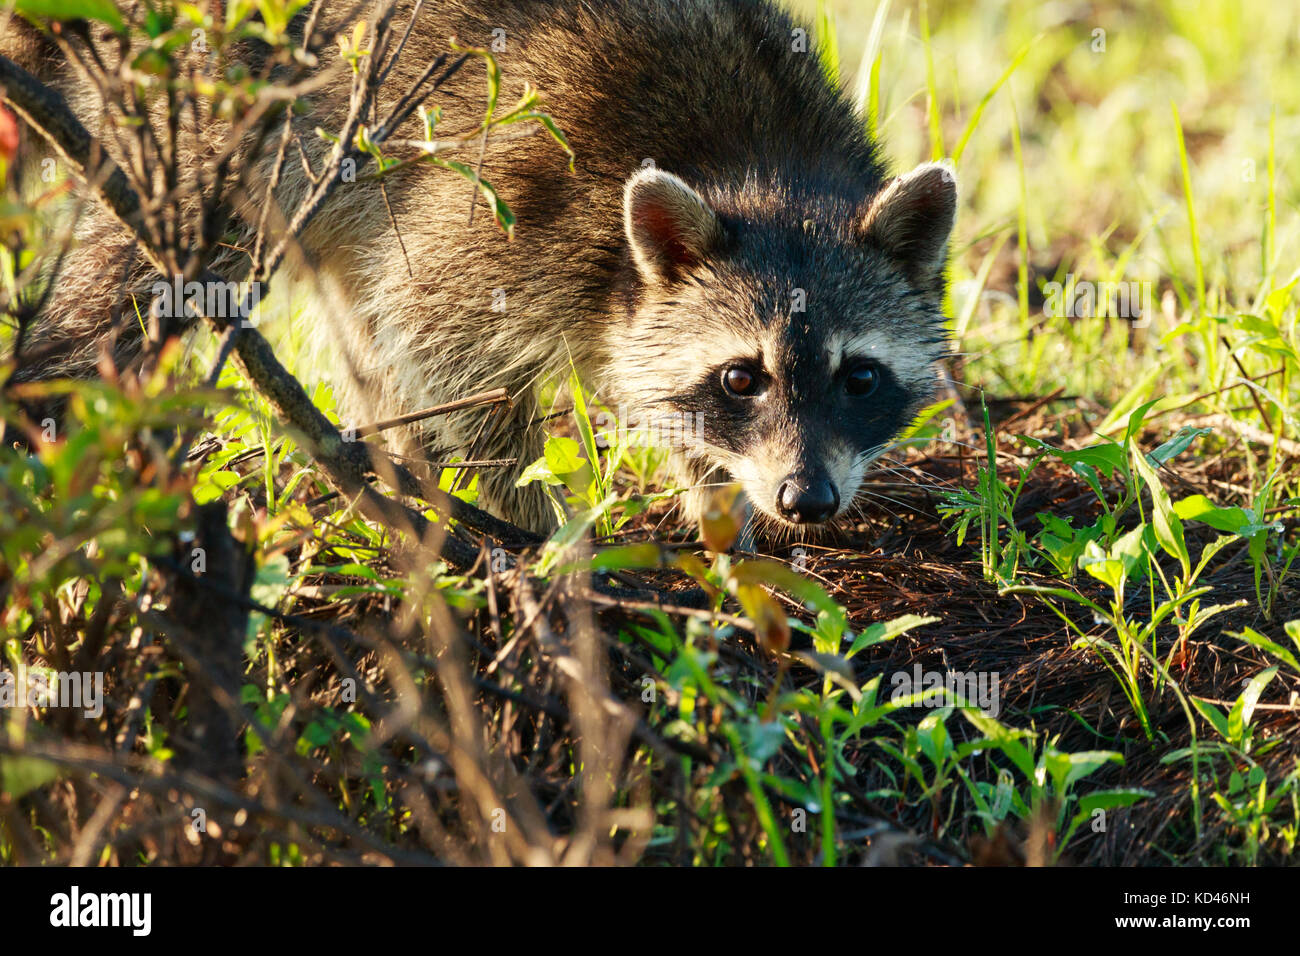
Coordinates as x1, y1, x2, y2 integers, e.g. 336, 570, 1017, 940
845, 362, 880, 397
722, 366, 760, 397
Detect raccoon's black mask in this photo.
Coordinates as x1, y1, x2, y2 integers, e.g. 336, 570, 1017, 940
608, 164, 957, 534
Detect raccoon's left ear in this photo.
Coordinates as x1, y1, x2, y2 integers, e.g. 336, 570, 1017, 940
857, 162, 957, 295
624, 169, 723, 285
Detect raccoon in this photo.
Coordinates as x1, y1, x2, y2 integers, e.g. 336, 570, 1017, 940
3, 0, 956, 537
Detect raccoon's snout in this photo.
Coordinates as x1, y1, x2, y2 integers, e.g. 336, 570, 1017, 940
776, 475, 839, 525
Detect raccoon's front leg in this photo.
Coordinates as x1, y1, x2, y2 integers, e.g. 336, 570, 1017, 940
434, 401, 555, 537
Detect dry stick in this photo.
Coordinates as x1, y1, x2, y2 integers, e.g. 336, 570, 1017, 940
15, 54, 534, 564
0, 54, 142, 230
68, 783, 127, 867
511, 570, 700, 765
451, 400, 502, 494
581, 589, 756, 632
157, 562, 511, 834
1179, 412, 1300, 458
1, 49, 482, 860
1220, 336, 1274, 432
149, 553, 445, 760
164, 324, 242, 473
303, 456, 518, 509
0, 736, 441, 866
377, 0, 427, 86
466, 120, 490, 227
201, 388, 512, 479
426, 457, 515, 469
1151, 365, 1284, 418
353, 387, 510, 437
999, 385, 1066, 430
249, 102, 298, 273
1190, 695, 1300, 713
255, 3, 409, 283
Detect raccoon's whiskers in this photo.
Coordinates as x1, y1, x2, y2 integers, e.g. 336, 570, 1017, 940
844, 495, 903, 526
848, 488, 911, 518
867, 462, 955, 491
881, 434, 983, 454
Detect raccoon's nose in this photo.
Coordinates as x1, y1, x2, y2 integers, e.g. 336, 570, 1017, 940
776, 476, 839, 524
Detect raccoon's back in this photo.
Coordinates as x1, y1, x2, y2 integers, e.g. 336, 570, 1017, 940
433, 0, 887, 204
0, 17, 57, 80
5, 1, 886, 213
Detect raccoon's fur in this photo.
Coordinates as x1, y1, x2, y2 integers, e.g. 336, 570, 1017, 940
3, 0, 957, 536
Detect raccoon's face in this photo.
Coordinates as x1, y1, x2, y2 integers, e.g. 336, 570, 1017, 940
612, 163, 957, 534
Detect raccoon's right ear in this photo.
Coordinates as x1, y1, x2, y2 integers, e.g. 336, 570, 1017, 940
857, 162, 958, 296
624, 169, 723, 284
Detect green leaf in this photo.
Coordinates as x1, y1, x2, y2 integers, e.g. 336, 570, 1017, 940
1123, 398, 1163, 444
1079, 524, 1146, 593
960, 710, 1036, 780
1227, 666, 1277, 745
1173, 495, 1257, 535
583, 543, 663, 572
0, 755, 60, 798
1077, 787, 1152, 815
1191, 697, 1231, 741
915, 710, 953, 767
734, 714, 787, 766
1021, 437, 1126, 479
951, 34, 1036, 164
1056, 750, 1123, 790
537, 493, 619, 569
429, 158, 516, 238
246, 553, 293, 643
1002, 583, 1111, 619
845, 614, 939, 658
812, 0, 840, 84
193, 469, 245, 504
1229, 627, 1300, 675
1148, 426, 1212, 465
1131, 446, 1189, 577
568, 369, 601, 485
15, 0, 125, 31
542, 435, 595, 500
514, 454, 562, 488
300, 720, 335, 749
496, 110, 575, 172
143, 6, 172, 36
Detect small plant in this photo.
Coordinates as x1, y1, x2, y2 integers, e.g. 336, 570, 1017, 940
1231, 620, 1300, 676
1164, 667, 1296, 864
1174, 479, 1299, 620
1008, 418, 1245, 742
938, 398, 1045, 584
516, 370, 671, 542
955, 710, 1150, 862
